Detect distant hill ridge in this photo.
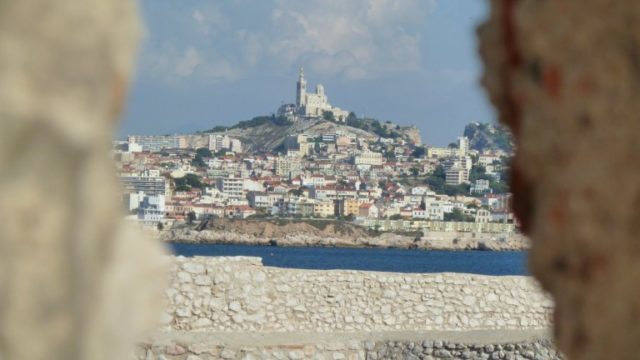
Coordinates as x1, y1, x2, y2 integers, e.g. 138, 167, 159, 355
191, 114, 421, 152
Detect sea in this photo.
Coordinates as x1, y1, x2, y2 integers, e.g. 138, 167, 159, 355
169, 243, 528, 276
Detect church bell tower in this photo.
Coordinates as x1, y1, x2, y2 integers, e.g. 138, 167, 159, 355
296, 67, 306, 108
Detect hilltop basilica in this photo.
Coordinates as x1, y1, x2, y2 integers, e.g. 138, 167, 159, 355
277, 68, 349, 122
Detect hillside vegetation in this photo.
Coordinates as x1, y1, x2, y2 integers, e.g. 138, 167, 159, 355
463, 122, 513, 153
195, 113, 421, 152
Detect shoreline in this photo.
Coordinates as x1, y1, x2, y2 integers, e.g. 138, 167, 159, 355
164, 238, 528, 252
157, 228, 529, 252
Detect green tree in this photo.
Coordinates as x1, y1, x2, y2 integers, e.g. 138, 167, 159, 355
156, 222, 164, 231
346, 112, 359, 126
425, 165, 446, 193
490, 180, 509, 194
412, 146, 426, 158
443, 183, 471, 196
445, 208, 468, 222
196, 147, 213, 158
469, 165, 493, 182
323, 110, 335, 121
187, 211, 197, 225
174, 173, 205, 191
191, 154, 207, 168
204, 125, 229, 133
289, 188, 304, 197
231, 115, 289, 129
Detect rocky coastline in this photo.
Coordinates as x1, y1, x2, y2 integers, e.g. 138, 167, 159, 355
157, 219, 529, 251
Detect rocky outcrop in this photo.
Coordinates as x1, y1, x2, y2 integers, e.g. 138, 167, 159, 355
160, 219, 530, 251
463, 122, 513, 153
400, 125, 423, 145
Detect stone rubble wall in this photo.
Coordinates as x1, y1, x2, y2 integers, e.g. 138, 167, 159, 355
368, 340, 561, 360
134, 335, 561, 360
162, 256, 552, 333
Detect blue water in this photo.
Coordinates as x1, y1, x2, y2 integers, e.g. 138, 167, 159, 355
169, 243, 528, 276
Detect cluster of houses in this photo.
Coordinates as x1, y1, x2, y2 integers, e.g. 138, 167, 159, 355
114, 126, 514, 233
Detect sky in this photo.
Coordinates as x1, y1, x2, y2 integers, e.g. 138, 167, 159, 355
119, 0, 495, 146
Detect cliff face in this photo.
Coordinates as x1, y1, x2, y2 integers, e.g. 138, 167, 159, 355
160, 219, 529, 251
400, 125, 422, 145
463, 122, 512, 153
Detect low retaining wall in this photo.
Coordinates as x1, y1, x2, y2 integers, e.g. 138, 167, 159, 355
162, 256, 552, 332
135, 330, 561, 359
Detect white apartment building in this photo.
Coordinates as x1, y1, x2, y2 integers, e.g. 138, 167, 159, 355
123, 191, 145, 211
458, 136, 470, 157
127, 135, 181, 152
426, 147, 459, 159
413, 202, 445, 221
426, 137, 470, 160
354, 151, 383, 166
127, 142, 143, 153
445, 167, 469, 185
475, 209, 492, 223
208, 135, 243, 153
301, 175, 327, 187
137, 195, 165, 224
216, 176, 244, 199
248, 192, 283, 209
471, 179, 491, 194
275, 155, 303, 178
478, 153, 502, 167
119, 175, 167, 196
411, 186, 435, 196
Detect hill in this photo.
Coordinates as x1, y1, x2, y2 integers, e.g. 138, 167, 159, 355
189, 114, 421, 152
463, 122, 513, 153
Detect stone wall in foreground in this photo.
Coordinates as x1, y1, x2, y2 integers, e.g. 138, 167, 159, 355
134, 333, 561, 360
161, 256, 552, 333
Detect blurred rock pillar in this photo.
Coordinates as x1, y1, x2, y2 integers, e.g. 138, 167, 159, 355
0, 1, 166, 359
480, 1, 640, 359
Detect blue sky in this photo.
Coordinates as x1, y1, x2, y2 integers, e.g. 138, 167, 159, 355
119, 0, 494, 146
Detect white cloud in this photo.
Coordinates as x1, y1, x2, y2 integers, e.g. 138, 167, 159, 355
236, 30, 265, 67
175, 47, 200, 77
139, 0, 436, 83
191, 5, 229, 36
192, 10, 205, 25
268, 0, 435, 78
